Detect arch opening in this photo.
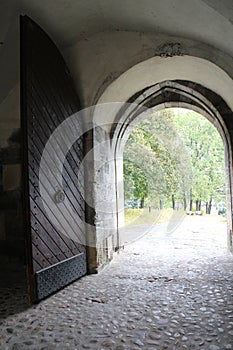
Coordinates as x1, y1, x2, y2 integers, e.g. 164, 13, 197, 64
122, 107, 228, 251
111, 80, 233, 252
92, 56, 233, 268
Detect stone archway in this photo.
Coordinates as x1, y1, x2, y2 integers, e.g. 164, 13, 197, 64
111, 80, 233, 251
90, 56, 233, 270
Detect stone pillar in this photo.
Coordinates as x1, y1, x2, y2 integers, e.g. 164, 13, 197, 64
93, 126, 118, 269
115, 156, 124, 249
84, 124, 118, 272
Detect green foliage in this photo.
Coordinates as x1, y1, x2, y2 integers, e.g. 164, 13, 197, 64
173, 110, 225, 206
123, 159, 148, 201
123, 108, 225, 211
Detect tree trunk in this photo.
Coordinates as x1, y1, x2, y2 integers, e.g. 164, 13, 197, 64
205, 197, 212, 214
196, 200, 199, 211
199, 200, 202, 211
172, 194, 175, 210
189, 189, 193, 211
140, 197, 145, 208
208, 197, 212, 214
183, 196, 187, 211
159, 199, 163, 210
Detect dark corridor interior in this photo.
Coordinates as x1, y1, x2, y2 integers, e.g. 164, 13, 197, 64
0, 129, 28, 318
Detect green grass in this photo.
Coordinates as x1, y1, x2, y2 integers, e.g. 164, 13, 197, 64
124, 208, 184, 226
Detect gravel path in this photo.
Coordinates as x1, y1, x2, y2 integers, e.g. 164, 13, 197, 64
0, 215, 233, 350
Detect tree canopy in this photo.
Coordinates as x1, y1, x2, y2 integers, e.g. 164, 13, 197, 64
123, 108, 225, 212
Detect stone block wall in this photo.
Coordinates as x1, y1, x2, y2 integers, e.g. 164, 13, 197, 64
92, 126, 118, 270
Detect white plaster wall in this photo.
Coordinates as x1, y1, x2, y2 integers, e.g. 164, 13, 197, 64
95, 56, 233, 132
64, 31, 233, 111
98, 56, 233, 106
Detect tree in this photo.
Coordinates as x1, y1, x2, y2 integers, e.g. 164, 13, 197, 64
123, 108, 225, 213
173, 109, 225, 213
123, 109, 192, 209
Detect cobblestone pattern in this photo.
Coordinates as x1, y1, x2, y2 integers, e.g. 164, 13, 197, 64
0, 216, 233, 350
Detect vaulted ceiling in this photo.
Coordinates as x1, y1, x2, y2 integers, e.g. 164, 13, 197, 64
0, 0, 233, 103
1, 0, 232, 50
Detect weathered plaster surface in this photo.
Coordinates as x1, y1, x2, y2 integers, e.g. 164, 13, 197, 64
64, 32, 233, 110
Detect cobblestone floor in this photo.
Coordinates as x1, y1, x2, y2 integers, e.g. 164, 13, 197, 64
0, 215, 233, 350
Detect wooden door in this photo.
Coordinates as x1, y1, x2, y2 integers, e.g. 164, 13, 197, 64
20, 16, 86, 302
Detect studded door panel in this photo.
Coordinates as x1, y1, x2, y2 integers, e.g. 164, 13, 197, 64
20, 16, 86, 302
